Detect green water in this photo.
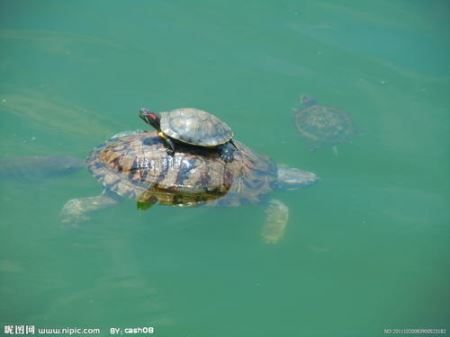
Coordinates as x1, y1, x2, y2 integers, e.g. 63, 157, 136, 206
1, 1, 449, 336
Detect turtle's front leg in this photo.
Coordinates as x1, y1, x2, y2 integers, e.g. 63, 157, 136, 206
60, 192, 119, 226
261, 199, 289, 244
158, 131, 176, 156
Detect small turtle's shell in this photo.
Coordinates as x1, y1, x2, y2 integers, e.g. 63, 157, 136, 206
86, 130, 276, 207
294, 98, 356, 147
160, 108, 233, 147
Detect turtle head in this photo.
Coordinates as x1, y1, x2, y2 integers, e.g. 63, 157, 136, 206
275, 166, 318, 190
139, 108, 161, 130
300, 95, 317, 107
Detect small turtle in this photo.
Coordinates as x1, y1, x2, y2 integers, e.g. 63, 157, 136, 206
139, 107, 238, 162
61, 130, 317, 244
294, 96, 357, 153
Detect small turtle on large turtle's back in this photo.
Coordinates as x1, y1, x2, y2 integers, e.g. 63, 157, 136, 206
139, 107, 238, 162
61, 130, 318, 244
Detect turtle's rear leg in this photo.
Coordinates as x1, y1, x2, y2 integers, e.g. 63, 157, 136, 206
60, 191, 119, 226
219, 140, 237, 163
261, 199, 289, 244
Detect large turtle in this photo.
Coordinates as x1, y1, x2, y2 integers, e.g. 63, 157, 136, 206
139, 107, 237, 162
61, 130, 317, 244
294, 96, 357, 154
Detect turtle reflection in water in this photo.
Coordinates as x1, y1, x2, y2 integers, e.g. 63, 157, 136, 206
61, 130, 318, 244
294, 96, 357, 154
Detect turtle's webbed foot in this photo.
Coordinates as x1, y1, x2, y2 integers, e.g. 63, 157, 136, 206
60, 198, 91, 227
219, 142, 235, 163
166, 148, 175, 157
60, 193, 118, 227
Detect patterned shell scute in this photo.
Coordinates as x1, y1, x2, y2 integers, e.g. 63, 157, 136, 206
295, 101, 356, 146
86, 130, 276, 207
160, 108, 233, 147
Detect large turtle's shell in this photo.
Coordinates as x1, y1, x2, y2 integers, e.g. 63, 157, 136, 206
160, 108, 233, 147
86, 130, 276, 207
294, 97, 356, 147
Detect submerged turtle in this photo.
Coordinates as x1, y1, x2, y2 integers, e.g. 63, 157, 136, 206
61, 130, 317, 243
139, 107, 237, 162
0, 156, 83, 180
294, 96, 357, 153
